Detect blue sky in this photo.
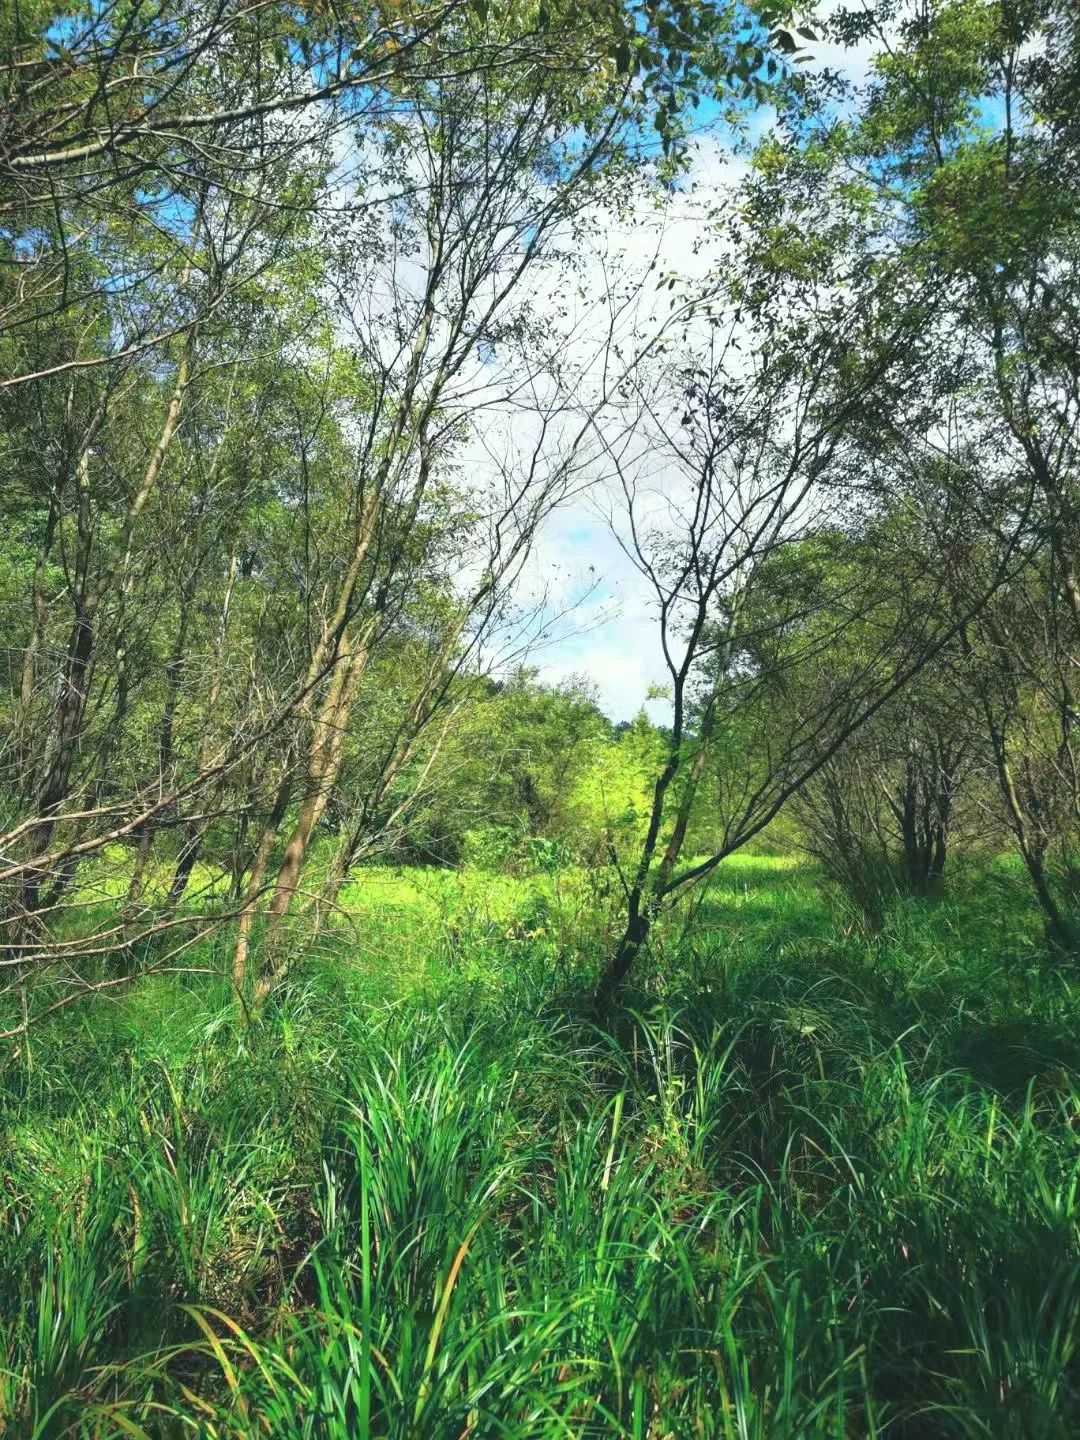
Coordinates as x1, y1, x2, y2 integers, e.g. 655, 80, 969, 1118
510, 15, 887, 722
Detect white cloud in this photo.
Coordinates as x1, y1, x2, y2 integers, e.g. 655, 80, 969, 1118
485, 26, 892, 724
453, 135, 751, 721
328, 31, 888, 725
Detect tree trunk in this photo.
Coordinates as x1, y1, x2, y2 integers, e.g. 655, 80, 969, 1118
165, 829, 205, 911
231, 766, 295, 991
163, 552, 239, 914
20, 340, 193, 912
16, 490, 60, 786
251, 641, 370, 1000
126, 605, 190, 912
22, 607, 95, 914
597, 907, 652, 1002
994, 735, 1077, 954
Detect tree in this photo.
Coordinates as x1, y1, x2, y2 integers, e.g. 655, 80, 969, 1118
585, 128, 1035, 991
813, 0, 1080, 947
0, 0, 816, 1027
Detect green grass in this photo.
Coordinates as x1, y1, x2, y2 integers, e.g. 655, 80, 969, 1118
2, 858, 1080, 1436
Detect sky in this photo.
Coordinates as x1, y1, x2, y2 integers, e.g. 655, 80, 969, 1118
511, 139, 748, 724
291, 1, 898, 727
501, 16, 887, 723
325, 9, 891, 726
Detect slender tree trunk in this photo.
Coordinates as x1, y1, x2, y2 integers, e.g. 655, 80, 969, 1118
164, 553, 239, 912
251, 638, 370, 999
16, 490, 60, 783
925, 753, 954, 897
21, 340, 194, 909
166, 829, 205, 911
322, 668, 462, 909
994, 734, 1076, 953
126, 604, 190, 911
323, 816, 370, 910
897, 762, 924, 892
598, 681, 721, 1001
598, 905, 652, 1000
125, 828, 157, 914
233, 265, 446, 1002
231, 481, 391, 997
23, 606, 95, 914
232, 766, 295, 990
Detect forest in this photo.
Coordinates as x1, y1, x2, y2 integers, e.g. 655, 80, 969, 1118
2, 0, 1080, 1433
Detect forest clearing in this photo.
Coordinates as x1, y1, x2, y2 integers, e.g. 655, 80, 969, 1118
3, 0, 1080, 1432
6, 849, 1080, 1434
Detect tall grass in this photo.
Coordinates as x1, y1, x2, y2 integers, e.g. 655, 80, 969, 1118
2, 861, 1079, 1435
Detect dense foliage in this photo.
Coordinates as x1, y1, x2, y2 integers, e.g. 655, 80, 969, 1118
3, 0, 1080, 1432
5, 862, 1080, 1435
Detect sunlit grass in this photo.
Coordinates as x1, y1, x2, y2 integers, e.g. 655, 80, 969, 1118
2, 857, 1079, 1435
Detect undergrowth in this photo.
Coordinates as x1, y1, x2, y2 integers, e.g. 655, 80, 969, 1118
1, 859, 1078, 1436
